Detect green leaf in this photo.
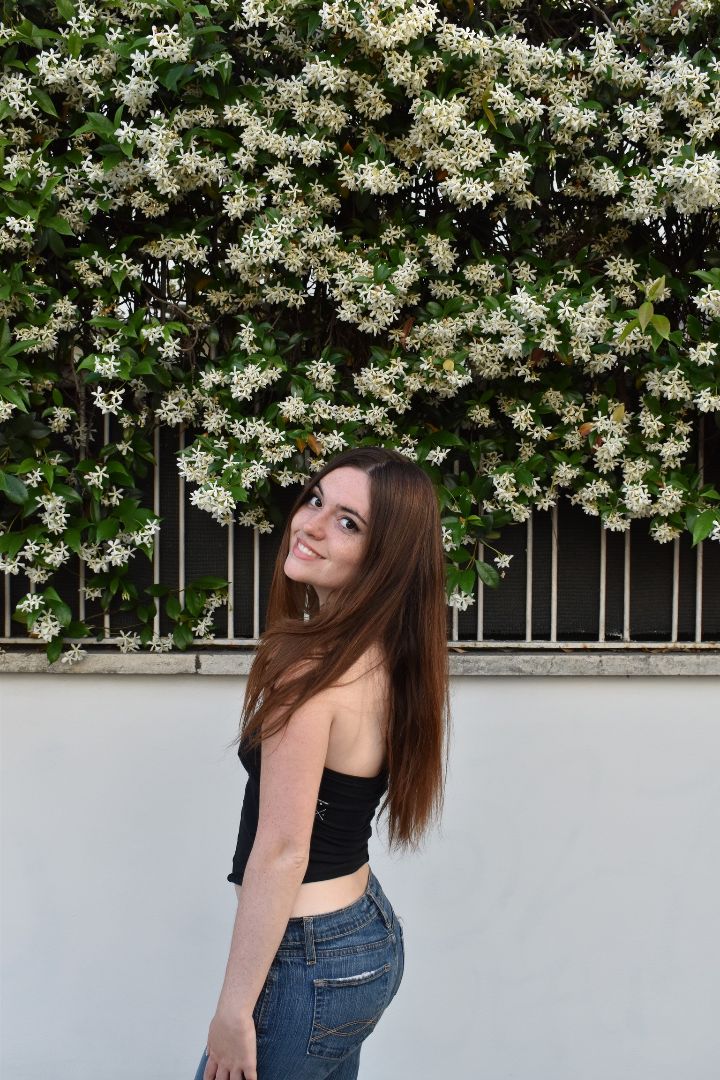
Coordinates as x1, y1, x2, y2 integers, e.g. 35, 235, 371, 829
0, 472, 29, 504
618, 318, 639, 343
43, 215, 74, 236
458, 568, 475, 594
646, 276, 665, 301
95, 517, 120, 541
166, 594, 182, 620
638, 302, 654, 331
191, 575, 228, 590
0, 531, 26, 556
32, 87, 58, 117
146, 584, 170, 597
46, 636, 64, 664
53, 600, 73, 627
476, 560, 501, 588
686, 314, 703, 341
0, 385, 29, 412
172, 623, 195, 650
184, 589, 204, 617
692, 509, 719, 546
64, 527, 84, 553
650, 314, 671, 340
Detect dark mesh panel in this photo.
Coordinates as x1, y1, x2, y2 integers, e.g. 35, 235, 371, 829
531, 509, 553, 640
702, 419, 720, 641
556, 501, 600, 640
258, 485, 298, 631
157, 426, 181, 636
232, 523, 255, 639
630, 520, 674, 640
603, 530, 626, 642
475, 518, 529, 640
702, 537, 720, 640
677, 532, 698, 642
7, 569, 31, 639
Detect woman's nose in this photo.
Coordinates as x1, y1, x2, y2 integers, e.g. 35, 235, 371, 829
304, 511, 326, 537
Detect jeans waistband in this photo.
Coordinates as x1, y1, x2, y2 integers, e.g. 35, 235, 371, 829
275, 868, 394, 964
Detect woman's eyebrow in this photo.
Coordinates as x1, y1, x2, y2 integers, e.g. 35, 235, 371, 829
315, 480, 368, 526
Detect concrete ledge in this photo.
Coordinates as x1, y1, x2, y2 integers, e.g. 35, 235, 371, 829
2, 648, 720, 676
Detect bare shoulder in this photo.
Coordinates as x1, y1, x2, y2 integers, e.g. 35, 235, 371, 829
330, 642, 389, 703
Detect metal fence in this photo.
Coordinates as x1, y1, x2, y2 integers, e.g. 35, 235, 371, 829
3, 419, 719, 650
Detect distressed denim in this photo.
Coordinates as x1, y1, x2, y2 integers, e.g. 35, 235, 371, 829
194, 868, 404, 1080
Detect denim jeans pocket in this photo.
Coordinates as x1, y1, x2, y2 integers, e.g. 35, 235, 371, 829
306, 960, 393, 1060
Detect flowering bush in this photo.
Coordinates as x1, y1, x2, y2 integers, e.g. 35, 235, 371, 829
1, 0, 720, 661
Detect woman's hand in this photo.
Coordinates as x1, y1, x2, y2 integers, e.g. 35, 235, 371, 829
203, 1006, 257, 1080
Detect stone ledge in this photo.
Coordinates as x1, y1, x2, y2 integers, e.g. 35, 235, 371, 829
2, 648, 720, 677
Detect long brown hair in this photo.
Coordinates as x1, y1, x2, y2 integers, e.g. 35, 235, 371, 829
237, 446, 450, 851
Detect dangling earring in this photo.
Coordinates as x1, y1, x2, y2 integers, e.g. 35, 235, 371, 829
303, 584, 311, 622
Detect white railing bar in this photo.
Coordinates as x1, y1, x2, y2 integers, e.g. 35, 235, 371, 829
557, 503, 561, 643
696, 414, 705, 643
671, 537, 680, 643
252, 527, 260, 639
476, 541, 484, 641
3, 572, 9, 638
623, 529, 631, 642
103, 413, 110, 641
696, 539, 704, 643
227, 520, 235, 640
153, 425, 161, 636
525, 512, 533, 642
178, 426, 185, 607
598, 521, 606, 643
452, 457, 459, 641
78, 558, 85, 623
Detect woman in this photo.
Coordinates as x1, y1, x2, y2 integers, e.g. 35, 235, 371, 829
195, 446, 450, 1080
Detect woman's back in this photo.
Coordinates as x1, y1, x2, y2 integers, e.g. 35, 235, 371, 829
233, 643, 391, 918
323, 643, 389, 779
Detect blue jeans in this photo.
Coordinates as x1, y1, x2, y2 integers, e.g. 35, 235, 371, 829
194, 868, 404, 1080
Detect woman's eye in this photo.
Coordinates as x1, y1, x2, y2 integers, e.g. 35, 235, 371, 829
340, 517, 357, 531
308, 493, 321, 507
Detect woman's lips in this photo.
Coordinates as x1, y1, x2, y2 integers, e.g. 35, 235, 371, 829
292, 538, 323, 560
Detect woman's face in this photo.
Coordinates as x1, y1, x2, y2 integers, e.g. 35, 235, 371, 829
284, 466, 371, 607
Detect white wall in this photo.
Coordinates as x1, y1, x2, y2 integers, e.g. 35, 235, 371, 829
2, 673, 719, 1080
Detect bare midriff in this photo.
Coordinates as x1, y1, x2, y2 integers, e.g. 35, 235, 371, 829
234, 861, 371, 918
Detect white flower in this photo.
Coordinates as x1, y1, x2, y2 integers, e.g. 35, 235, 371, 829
60, 644, 87, 665
17, 593, 44, 613
447, 589, 475, 612
117, 631, 141, 653
426, 447, 450, 466
85, 464, 109, 488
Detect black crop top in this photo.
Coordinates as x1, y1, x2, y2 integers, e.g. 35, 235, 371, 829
227, 738, 389, 885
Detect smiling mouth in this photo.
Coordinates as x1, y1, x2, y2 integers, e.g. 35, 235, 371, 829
295, 538, 322, 558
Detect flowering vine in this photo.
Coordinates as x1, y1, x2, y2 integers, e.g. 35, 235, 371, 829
1, 0, 720, 661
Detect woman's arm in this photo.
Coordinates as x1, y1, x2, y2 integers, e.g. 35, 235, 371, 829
212, 680, 338, 1020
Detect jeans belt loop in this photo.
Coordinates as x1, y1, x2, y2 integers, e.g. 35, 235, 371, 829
303, 916, 316, 965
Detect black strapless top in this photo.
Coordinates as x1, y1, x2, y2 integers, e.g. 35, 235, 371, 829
227, 739, 389, 885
